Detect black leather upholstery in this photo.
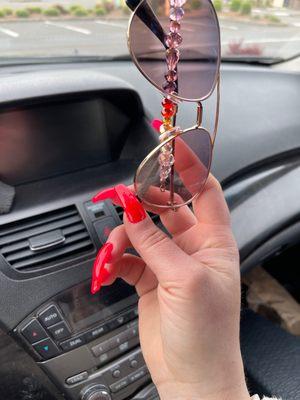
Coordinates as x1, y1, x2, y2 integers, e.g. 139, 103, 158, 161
241, 309, 300, 400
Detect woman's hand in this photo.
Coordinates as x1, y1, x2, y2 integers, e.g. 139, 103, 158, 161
91, 178, 250, 400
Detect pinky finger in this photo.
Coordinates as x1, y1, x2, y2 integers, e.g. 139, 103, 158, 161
103, 254, 158, 297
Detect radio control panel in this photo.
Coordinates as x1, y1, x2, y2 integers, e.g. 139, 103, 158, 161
16, 302, 138, 362
13, 279, 157, 400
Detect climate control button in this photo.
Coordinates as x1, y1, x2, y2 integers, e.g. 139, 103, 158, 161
21, 319, 48, 344
38, 305, 62, 327
33, 338, 60, 359
48, 321, 71, 341
61, 335, 85, 351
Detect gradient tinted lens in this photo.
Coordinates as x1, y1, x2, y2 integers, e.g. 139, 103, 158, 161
135, 128, 212, 207
129, 0, 220, 101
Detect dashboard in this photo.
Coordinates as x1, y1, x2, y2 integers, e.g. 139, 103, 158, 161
0, 60, 299, 400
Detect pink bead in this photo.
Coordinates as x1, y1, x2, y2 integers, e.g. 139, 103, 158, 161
170, 21, 181, 33
165, 32, 182, 48
166, 48, 179, 70
165, 70, 177, 82
170, 0, 186, 6
163, 81, 177, 94
151, 119, 163, 132
170, 7, 184, 21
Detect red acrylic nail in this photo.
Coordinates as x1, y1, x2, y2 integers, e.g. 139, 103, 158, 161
92, 187, 122, 207
115, 184, 146, 223
91, 242, 113, 294
152, 119, 163, 132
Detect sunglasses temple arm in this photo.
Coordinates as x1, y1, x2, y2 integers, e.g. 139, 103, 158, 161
212, 74, 220, 146
126, 0, 167, 47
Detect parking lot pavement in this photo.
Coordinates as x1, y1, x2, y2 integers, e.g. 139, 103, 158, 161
0, 17, 299, 59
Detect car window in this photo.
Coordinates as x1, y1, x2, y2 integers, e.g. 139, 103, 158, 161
0, 1, 298, 64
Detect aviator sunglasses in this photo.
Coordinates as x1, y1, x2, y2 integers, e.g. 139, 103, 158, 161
123, 0, 220, 209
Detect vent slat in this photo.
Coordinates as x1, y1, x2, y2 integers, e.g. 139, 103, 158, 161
14, 240, 93, 270
0, 207, 77, 238
6, 231, 90, 263
0, 215, 82, 246
62, 223, 86, 236
2, 222, 86, 255
0, 206, 94, 273
1, 239, 29, 255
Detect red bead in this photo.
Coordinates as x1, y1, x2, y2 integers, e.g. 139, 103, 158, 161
162, 98, 174, 107
162, 102, 175, 111
161, 107, 175, 118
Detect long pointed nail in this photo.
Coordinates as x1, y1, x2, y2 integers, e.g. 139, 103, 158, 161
91, 243, 113, 294
115, 184, 146, 223
92, 187, 122, 206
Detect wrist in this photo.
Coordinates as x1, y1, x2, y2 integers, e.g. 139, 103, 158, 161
157, 381, 251, 400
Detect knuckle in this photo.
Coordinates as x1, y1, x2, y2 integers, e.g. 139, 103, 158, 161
139, 227, 169, 252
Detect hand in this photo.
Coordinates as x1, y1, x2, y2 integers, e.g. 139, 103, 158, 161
91, 179, 251, 400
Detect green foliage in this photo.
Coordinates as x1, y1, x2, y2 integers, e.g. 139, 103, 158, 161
0, 10, 5, 18
94, 6, 106, 15
54, 4, 69, 14
230, 0, 242, 11
69, 4, 81, 12
213, 0, 223, 12
240, 0, 252, 15
27, 6, 42, 14
43, 7, 60, 16
16, 9, 30, 18
3, 7, 13, 16
266, 14, 280, 23
72, 6, 88, 16
190, 0, 202, 9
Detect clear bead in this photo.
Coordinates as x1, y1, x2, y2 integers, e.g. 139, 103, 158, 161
170, 21, 181, 33
170, 7, 184, 22
159, 152, 175, 167
161, 143, 173, 152
166, 48, 179, 70
170, 0, 186, 7
160, 167, 171, 179
163, 81, 176, 94
165, 32, 182, 48
165, 70, 178, 82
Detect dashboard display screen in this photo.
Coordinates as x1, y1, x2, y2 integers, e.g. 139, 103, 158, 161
0, 97, 130, 185
57, 279, 137, 332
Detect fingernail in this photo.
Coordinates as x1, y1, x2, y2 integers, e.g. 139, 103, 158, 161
91, 242, 113, 294
92, 187, 122, 207
152, 119, 163, 132
115, 184, 146, 223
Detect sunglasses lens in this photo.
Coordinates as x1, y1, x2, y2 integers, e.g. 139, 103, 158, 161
135, 128, 212, 207
129, 0, 220, 101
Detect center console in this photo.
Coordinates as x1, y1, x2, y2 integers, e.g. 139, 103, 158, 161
15, 278, 155, 400
0, 80, 161, 400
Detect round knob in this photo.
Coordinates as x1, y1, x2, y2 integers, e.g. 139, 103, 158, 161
81, 385, 111, 400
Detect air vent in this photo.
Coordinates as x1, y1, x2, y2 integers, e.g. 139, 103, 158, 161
0, 206, 94, 273
114, 205, 159, 224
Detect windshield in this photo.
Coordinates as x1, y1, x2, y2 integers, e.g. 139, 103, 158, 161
0, 0, 299, 63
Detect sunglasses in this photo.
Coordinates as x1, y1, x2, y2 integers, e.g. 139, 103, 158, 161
126, 0, 221, 209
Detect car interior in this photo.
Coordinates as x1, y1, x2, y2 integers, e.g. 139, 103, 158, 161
0, 0, 299, 399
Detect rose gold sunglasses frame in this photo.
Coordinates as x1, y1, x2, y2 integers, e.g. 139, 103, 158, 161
133, 76, 220, 209
126, 0, 221, 208
127, 0, 221, 103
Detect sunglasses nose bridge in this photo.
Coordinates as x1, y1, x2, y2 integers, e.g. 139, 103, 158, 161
196, 102, 203, 127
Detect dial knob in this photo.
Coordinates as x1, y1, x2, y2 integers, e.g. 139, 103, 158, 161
81, 385, 111, 400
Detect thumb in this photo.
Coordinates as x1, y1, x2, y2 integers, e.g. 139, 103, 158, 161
115, 185, 191, 285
